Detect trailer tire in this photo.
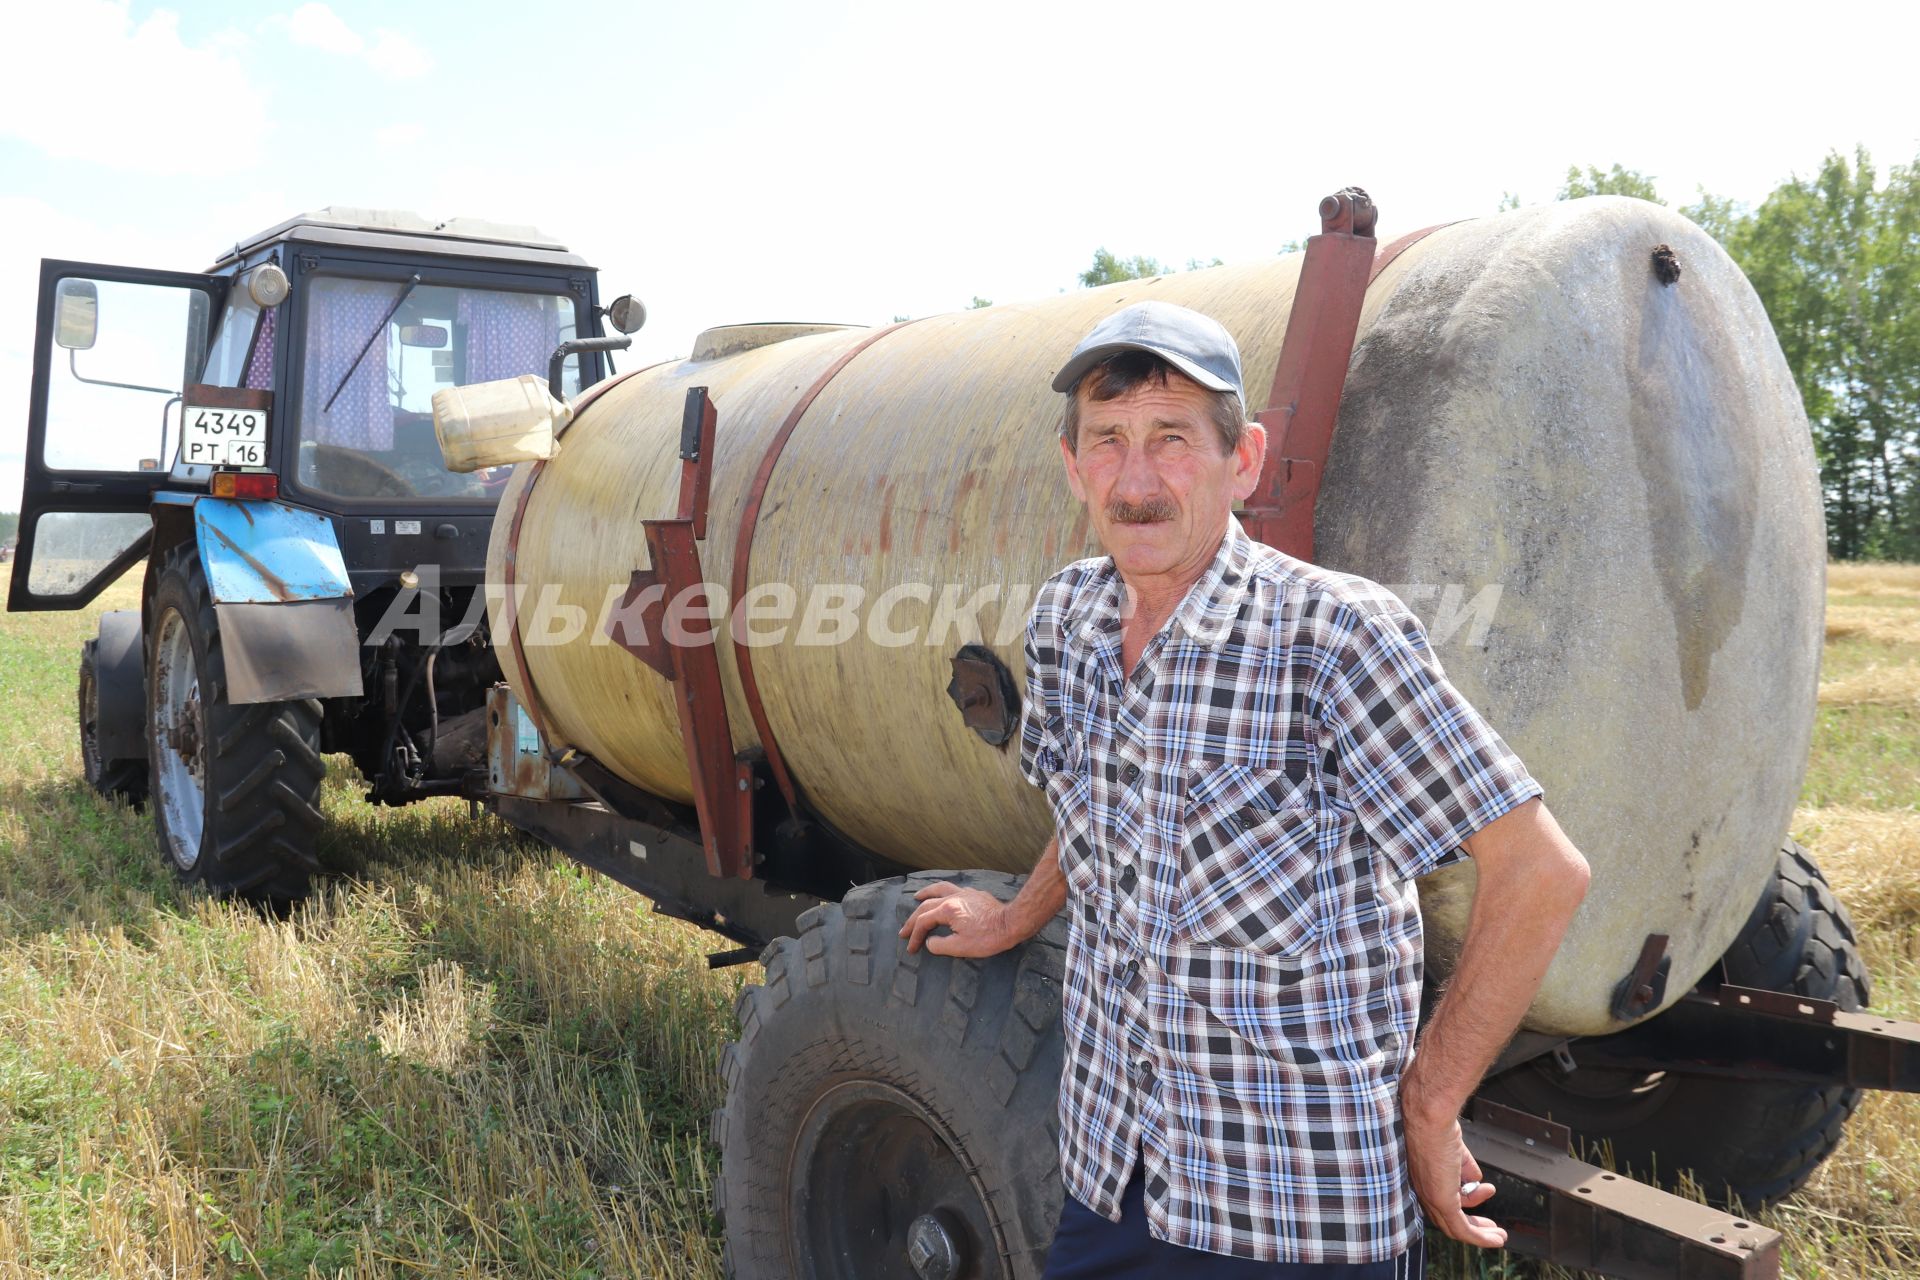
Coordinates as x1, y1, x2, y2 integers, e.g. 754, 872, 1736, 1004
80, 640, 147, 806
1483, 840, 1868, 1208
714, 870, 1067, 1280
147, 542, 325, 904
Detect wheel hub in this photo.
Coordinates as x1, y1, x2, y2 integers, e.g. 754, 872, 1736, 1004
787, 1080, 1001, 1280
174, 688, 203, 767
907, 1212, 964, 1280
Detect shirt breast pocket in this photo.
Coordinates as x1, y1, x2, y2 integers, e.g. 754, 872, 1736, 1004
1173, 760, 1330, 957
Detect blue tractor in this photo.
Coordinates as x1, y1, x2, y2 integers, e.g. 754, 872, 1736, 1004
8, 208, 640, 902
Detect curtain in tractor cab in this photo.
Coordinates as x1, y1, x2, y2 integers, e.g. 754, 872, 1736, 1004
458, 291, 564, 388
300, 278, 395, 451
245, 306, 275, 391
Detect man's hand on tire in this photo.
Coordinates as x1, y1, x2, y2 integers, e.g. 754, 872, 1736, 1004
900, 882, 1015, 956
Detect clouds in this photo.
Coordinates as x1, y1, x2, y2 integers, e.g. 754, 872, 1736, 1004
374, 122, 428, 154
0, 1, 436, 179
0, 1, 268, 177
283, 3, 433, 80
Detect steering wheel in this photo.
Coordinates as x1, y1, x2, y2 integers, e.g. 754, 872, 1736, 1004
305, 442, 414, 499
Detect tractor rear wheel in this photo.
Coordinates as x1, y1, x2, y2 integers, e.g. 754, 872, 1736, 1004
147, 542, 326, 904
714, 871, 1067, 1280
1481, 840, 1868, 1207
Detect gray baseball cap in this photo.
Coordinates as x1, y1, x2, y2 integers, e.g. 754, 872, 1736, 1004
1051, 300, 1246, 405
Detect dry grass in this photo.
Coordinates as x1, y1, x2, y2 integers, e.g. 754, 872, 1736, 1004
0, 566, 743, 1279
1794, 806, 1920, 955
1825, 605, 1920, 648
1820, 661, 1920, 707
5, 560, 1920, 1278
1825, 562, 1920, 599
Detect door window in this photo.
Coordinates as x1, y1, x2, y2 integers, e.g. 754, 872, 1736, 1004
41, 275, 211, 473
24, 511, 152, 596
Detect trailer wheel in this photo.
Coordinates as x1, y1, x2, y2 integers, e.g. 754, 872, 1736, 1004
714, 870, 1067, 1280
147, 542, 325, 904
1483, 840, 1868, 1207
79, 640, 147, 805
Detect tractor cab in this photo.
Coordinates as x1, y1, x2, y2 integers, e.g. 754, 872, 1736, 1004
9, 207, 636, 611
6, 209, 639, 903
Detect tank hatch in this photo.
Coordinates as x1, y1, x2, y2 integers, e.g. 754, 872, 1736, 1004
692, 323, 860, 362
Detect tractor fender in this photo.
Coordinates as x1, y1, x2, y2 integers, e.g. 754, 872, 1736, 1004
160, 495, 364, 704
93, 609, 149, 763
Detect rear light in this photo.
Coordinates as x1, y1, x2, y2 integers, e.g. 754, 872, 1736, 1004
210, 472, 279, 500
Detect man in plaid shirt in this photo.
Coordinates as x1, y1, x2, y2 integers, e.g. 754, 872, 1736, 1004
902, 301, 1591, 1277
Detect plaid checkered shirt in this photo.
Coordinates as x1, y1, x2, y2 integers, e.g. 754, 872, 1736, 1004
1019, 514, 1543, 1264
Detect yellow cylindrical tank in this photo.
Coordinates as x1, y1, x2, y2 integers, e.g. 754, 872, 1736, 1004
489, 197, 1824, 1036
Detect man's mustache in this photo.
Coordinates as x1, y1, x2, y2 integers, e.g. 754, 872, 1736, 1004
1105, 497, 1178, 524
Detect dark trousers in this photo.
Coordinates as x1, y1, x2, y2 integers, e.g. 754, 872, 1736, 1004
1042, 1160, 1425, 1279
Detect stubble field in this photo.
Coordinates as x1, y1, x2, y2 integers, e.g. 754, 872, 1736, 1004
2, 562, 1919, 1278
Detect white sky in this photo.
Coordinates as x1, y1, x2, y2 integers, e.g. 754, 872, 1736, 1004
3, 0, 1918, 512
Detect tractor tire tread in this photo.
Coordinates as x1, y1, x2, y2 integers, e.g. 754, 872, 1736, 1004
149, 542, 325, 903
715, 870, 1066, 1279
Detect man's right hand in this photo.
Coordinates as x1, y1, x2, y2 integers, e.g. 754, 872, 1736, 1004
899, 883, 1016, 956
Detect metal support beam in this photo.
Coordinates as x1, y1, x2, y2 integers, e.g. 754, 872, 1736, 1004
1243, 188, 1378, 560
1576, 984, 1920, 1092
606, 387, 755, 880
493, 794, 817, 949
1465, 1101, 1781, 1279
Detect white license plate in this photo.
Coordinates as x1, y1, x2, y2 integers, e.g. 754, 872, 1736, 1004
181, 403, 268, 467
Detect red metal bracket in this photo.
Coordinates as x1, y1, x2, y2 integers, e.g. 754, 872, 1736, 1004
1719, 984, 1837, 1025
677, 382, 717, 537
1471, 1097, 1572, 1150
1460, 1111, 1782, 1278
606, 387, 754, 880
1243, 188, 1379, 559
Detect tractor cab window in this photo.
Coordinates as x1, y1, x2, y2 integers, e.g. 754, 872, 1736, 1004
296, 277, 579, 502
201, 290, 274, 392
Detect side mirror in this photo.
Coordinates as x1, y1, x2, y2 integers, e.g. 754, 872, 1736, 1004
54, 279, 98, 350
606, 293, 646, 334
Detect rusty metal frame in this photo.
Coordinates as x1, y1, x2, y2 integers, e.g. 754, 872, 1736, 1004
1241, 197, 1462, 562
1242, 188, 1379, 559
677, 379, 718, 540
603, 387, 755, 880
493, 793, 819, 948
1465, 1101, 1782, 1279
1611, 932, 1673, 1022
182, 382, 273, 413
1575, 983, 1920, 1092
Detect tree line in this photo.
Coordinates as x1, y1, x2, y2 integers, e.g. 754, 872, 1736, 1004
1066, 150, 1919, 561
